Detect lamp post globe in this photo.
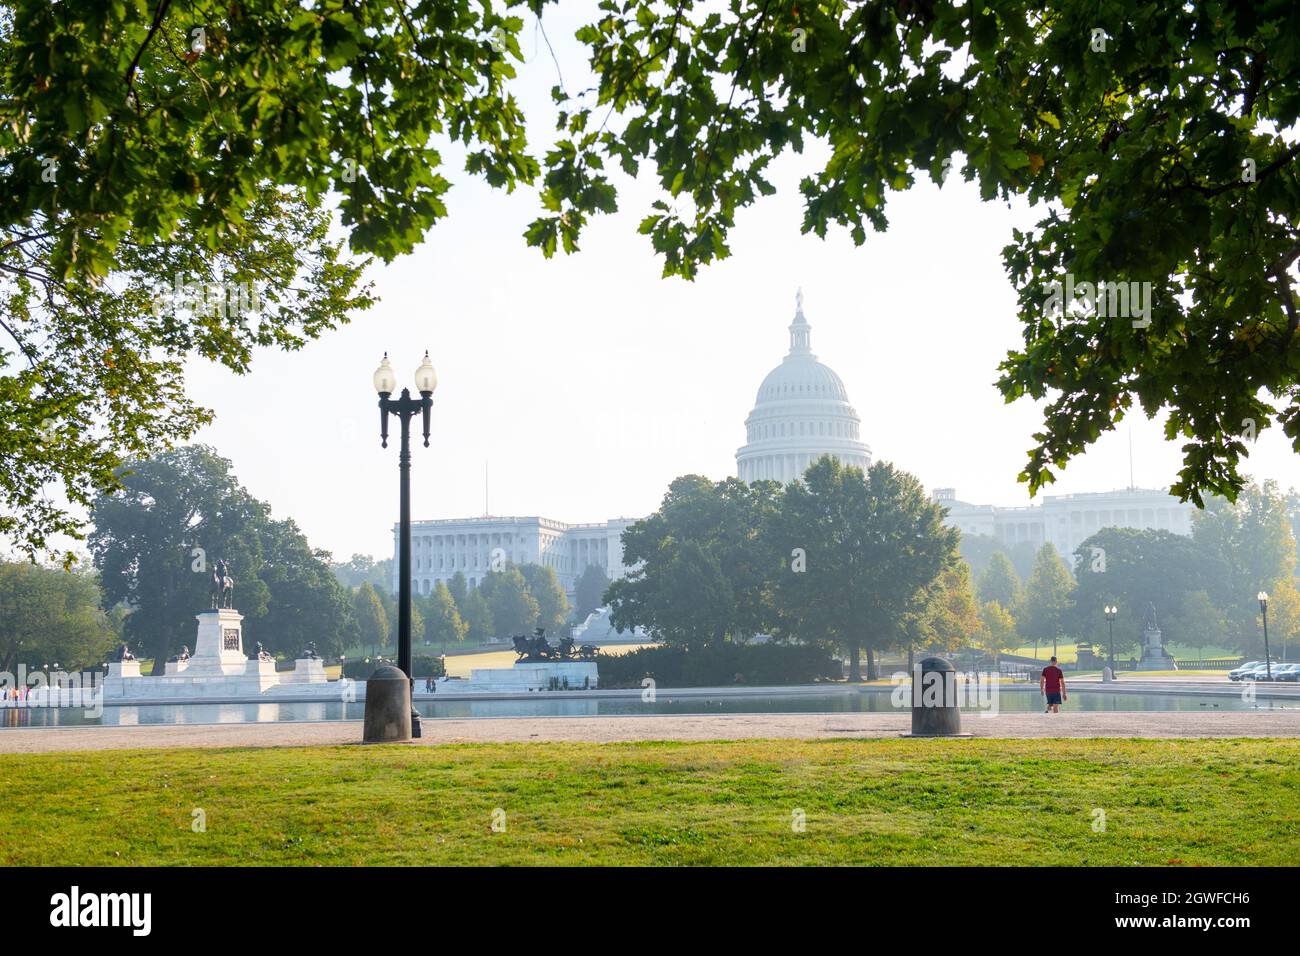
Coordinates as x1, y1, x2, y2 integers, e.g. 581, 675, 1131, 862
373, 354, 397, 395
414, 351, 438, 395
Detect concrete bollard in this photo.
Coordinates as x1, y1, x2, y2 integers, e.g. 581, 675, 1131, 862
909, 656, 970, 737
363, 664, 413, 743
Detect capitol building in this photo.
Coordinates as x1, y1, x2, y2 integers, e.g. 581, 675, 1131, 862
396, 292, 1196, 597
735, 291, 872, 482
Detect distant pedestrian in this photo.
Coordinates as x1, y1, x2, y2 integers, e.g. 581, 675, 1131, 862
1040, 656, 1067, 713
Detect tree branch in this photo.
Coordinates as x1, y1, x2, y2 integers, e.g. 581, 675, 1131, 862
124, 0, 174, 107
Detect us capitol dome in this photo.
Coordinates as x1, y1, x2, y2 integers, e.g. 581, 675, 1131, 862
736, 291, 872, 483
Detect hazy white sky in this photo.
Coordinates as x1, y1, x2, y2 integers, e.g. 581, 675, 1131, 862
181, 5, 1299, 562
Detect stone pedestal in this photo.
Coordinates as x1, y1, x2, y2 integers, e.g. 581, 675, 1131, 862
1137, 626, 1177, 670
107, 660, 140, 679
281, 658, 328, 684
437, 660, 598, 694
186, 609, 248, 676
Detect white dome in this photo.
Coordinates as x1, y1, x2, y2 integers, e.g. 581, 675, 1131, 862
736, 292, 872, 484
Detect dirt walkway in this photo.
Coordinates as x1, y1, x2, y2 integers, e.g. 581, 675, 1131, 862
1, 709, 1297, 754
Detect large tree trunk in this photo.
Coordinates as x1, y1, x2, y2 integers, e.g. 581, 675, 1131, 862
866, 646, 878, 682
848, 642, 861, 682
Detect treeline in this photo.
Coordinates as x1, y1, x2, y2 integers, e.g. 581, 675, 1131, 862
0, 562, 120, 672
85, 446, 354, 671
2, 446, 359, 673
344, 563, 576, 657
1, 441, 612, 672
609, 460, 1300, 676
959, 480, 1300, 661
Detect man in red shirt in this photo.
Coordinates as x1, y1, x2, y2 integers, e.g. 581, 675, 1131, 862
1040, 656, 1067, 713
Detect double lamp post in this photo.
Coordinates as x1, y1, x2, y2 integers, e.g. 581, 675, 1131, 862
367, 352, 437, 740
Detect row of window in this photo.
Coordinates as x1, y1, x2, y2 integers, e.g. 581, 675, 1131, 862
981, 507, 1191, 542
746, 419, 861, 443
741, 452, 870, 483
763, 381, 843, 399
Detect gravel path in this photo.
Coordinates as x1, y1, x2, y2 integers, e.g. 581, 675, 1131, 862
0, 710, 1298, 754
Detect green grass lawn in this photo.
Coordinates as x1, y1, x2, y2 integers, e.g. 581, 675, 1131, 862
1007, 643, 1239, 664
3, 738, 1298, 866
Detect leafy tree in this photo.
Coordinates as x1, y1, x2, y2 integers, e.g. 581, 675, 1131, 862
533, 0, 1300, 504
1264, 578, 1300, 663
395, 600, 424, 651
920, 562, 982, 652
3, 2, 537, 274
1285, 488, 1300, 567
352, 582, 388, 657
519, 563, 569, 633
1070, 527, 1213, 652
0, 561, 117, 672
977, 551, 1022, 611
609, 475, 782, 648
1, 173, 371, 565
764, 457, 958, 680
1164, 591, 1228, 659
247, 518, 354, 659
612, 540, 736, 649
1018, 544, 1075, 658
1193, 480, 1299, 648
573, 563, 611, 622
447, 571, 469, 610
90, 446, 272, 672
461, 589, 494, 644
331, 555, 392, 592
479, 567, 539, 638
976, 600, 1018, 661
423, 582, 467, 651
956, 533, 1002, 583
9, 2, 1300, 559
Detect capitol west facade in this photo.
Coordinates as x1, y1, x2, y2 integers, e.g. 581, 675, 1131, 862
396, 293, 1195, 596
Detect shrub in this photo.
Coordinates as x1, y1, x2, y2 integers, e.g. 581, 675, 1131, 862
597, 643, 838, 688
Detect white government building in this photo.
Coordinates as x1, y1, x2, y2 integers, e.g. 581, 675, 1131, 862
395, 292, 1195, 596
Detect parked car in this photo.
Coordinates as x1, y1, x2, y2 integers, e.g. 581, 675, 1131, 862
1268, 663, 1300, 683
1242, 662, 1284, 681
1229, 661, 1268, 681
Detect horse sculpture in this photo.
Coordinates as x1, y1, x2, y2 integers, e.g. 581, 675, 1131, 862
512, 629, 564, 661
209, 559, 234, 610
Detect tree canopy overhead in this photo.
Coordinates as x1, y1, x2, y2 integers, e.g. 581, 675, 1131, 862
540, 0, 1300, 506
1, 0, 539, 276
4, 0, 1300, 561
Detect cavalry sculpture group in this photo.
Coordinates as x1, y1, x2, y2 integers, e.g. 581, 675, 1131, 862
512, 628, 598, 662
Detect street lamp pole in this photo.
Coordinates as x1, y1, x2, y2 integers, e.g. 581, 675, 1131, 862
1104, 605, 1118, 676
373, 352, 438, 738
1258, 591, 1271, 681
